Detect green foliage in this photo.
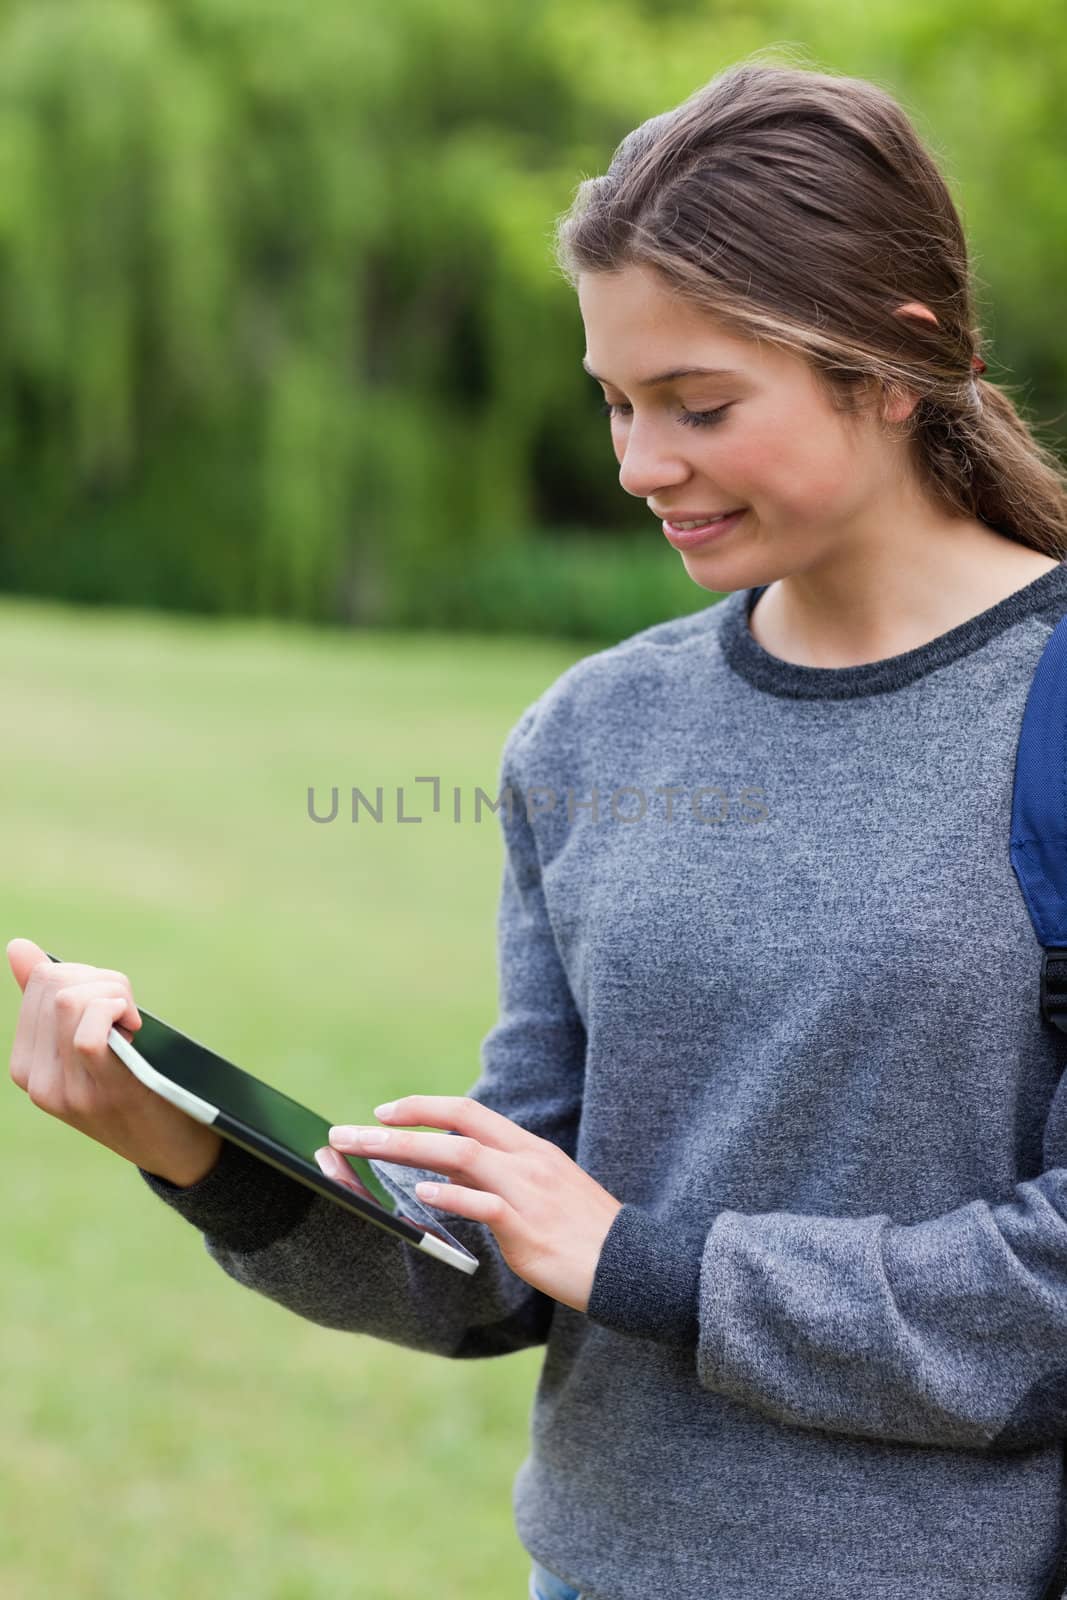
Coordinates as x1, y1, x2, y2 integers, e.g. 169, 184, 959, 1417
389, 529, 719, 643
0, 2, 1063, 637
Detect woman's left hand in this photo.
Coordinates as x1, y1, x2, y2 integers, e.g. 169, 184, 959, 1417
323, 1096, 624, 1313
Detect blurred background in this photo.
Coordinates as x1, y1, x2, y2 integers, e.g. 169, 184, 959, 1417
2, 2, 1065, 1596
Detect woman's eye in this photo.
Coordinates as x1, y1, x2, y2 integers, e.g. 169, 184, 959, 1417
597, 401, 730, 428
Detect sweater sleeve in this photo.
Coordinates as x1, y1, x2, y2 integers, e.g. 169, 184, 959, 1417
138, 701, 588, 1360
586, 1065, 1067, 1452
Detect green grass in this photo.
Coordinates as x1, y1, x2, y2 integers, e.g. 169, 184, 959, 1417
0, 594, 601, 1599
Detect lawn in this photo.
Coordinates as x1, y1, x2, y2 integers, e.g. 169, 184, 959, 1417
0, 593, 592, 1599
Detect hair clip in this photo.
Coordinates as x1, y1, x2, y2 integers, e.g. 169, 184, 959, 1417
971, 355, 987, 375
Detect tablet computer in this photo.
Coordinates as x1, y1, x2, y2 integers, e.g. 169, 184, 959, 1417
44, 953, 479, 1275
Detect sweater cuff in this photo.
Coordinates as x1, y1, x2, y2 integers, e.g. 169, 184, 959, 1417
584, 1203, 706, 1346
138, 1136, 319, 1253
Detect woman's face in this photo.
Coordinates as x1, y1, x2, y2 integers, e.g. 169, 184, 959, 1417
577, 264, 912, 591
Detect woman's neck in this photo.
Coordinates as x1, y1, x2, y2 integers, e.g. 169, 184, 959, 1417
747, 520, 1061, 670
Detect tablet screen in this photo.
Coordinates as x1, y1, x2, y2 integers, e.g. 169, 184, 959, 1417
127, 1008, 474, 1256
42, 952, 477, 1268
135, 1011, 405, 1203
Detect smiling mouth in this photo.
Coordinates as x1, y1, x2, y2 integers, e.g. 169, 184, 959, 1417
665, 511, 743, 529
660, 509, 748, 548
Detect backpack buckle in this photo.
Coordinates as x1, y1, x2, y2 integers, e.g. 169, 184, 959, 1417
1040, 948, 1067, 1031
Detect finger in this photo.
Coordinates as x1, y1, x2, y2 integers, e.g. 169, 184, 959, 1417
55, 977, 142, 1034
8, 954, 50, 1091
313, 1146, 380, 1205
25, 992, 133, 1117
370, 1095, 533, 1153
413, 1180, 516, 1230
327, 1126, 498, 1188
7, 938, 48, 993
16, 980, 141, 1107
6, 955, 103, 1093
71, 995, 138, 1059
67, 997, 141, 1108
18, 960, 141, 1046
7, 943, 131, 997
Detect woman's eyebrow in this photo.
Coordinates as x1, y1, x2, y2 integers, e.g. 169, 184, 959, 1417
581, 357, 741, 385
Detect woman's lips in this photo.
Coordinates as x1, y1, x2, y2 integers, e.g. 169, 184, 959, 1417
662, 509, 746, 549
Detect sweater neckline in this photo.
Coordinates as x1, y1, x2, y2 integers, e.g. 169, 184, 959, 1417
718, 558, 1067, 700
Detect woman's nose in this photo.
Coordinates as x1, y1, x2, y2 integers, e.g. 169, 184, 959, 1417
616, 424, 691, 501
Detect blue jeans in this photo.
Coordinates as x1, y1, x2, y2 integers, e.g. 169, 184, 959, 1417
528, 1556, 584, 1600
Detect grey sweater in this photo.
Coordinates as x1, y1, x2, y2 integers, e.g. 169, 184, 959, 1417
140, 562, 1067, 1599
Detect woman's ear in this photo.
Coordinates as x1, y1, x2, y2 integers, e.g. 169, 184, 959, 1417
882, 380, 923, 427
894, 299, 939, 328
882, 300, 940, 424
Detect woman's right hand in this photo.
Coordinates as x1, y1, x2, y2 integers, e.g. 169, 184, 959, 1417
6, 938, 223, 1188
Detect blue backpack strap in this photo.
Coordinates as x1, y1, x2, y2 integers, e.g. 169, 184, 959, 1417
1010, 614, 1067, 1036
1011, 612, 1067, 1598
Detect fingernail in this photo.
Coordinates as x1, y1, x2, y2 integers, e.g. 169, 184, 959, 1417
374, 1101, 396, 1119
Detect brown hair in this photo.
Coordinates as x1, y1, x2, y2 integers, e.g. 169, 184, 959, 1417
554, 53, 1067, 558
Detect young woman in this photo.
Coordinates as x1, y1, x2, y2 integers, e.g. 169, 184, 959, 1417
10, 58, 1067, 1600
